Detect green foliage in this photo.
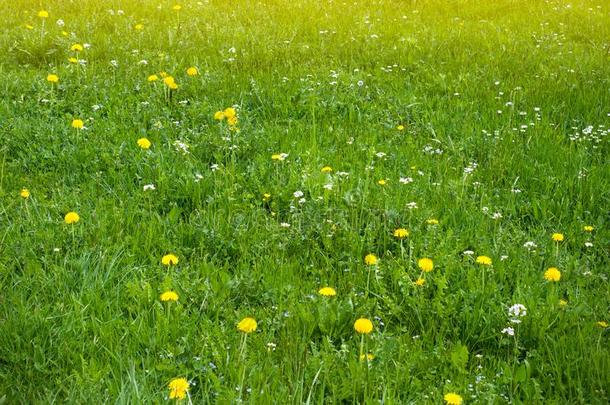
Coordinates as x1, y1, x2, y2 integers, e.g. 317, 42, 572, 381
1, 0, 609, 403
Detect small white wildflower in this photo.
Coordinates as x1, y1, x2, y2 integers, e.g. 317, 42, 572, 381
501, 327, 515, 336
280, 222, 291, 228
463, 250, 474, 256
323, 183, 333, 190
508, 304, 527, 318
293, 190, 304, 198
56, 19, 65, 27
406, 201, 418, 209
523, 241, 537, 249
399, 177, 413, 184
143, 184, 156, 191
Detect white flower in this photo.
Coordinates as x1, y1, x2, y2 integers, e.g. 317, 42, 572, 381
280, 222, 291, 228
399, 177, 413, 184
508, 304, 527, 318
406, 201, 418, 209
293, 190, 304, 198
463, 250, 474, 256
375, 152, 386, 158
492, 212, 502, 220
323, 183, 333, 190
173, 140, 190, 154
523, 241, 537, 249
210, 164, 219, 172
194, 173, 204, 182
584, 242, 593, 248
143, 184, 156, 191
56, 19, 65, 27
501, 327, 515, 336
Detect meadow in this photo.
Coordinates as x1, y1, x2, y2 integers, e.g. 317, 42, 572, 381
1, 0, 609, 403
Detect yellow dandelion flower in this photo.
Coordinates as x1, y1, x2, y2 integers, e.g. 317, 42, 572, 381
271, 153, 287, 161
38, 10, 49, 19
161, 254, 179, 266
70, 43, 83, 52
377, 179, 387, 186
559, 299, 568, 308
597, 321, 609, 328
444, 392, 463, 405
359, 353, 375, 361
583, 225, 594, 232
418, 258, 434, 272
414, 278, 425, 286
318, 287, 336, 297
475, 255, 492, 266
227, 116, 238, 126
168, 378, 189, 400
160, 291, 179, 302
237, 317, 257, 333
62, 30, 68, 36
64, 212, 80, 224
163, 76, 177, 89
134, 23, 144, 30
47, 74, 59, 83
544, 267, 561, 282
551, 233, 564, 242
20, 188, 31, 199
159, 71, 168, 78
214, 111, 225, 120
354, 318, 373, 334
71, 119, 84, 129
364, 253, 378, 266
186, 66, 198, 76
223, 107, 237, 119
321, 166, 333, 173
68, 57, 78, 64
262, 193, 271, 202
147, 74, 158, 82
393, 228, 409, 239
397, 124, 405, 131
426, 218, 439, 225
173, 4, 182, 11
137, 138, 151, 149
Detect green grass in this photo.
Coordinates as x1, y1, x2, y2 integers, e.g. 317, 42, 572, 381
1, 0, 609, 403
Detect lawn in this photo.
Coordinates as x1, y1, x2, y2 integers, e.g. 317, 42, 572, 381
1, 0, 609, 403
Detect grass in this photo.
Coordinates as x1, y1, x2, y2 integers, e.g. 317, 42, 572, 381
1, 0, 609, 403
